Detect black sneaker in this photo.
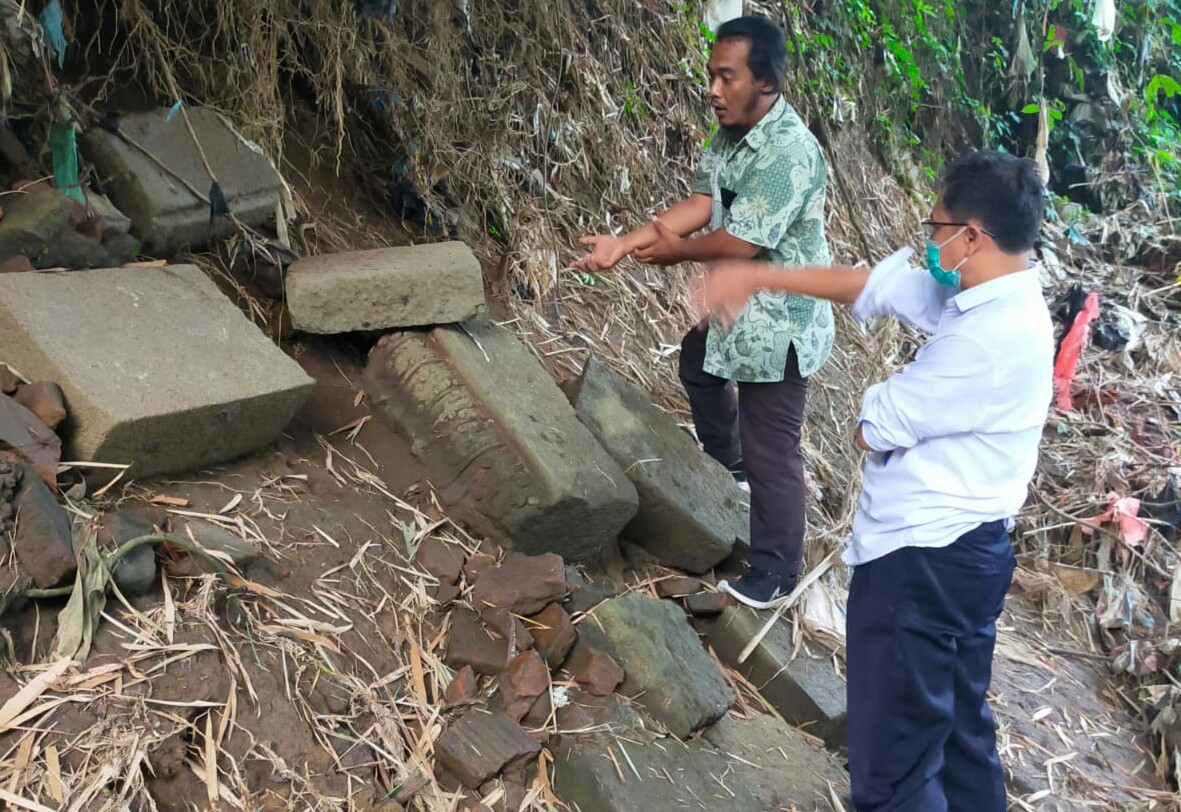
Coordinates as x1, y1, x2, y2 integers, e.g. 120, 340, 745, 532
718, 567, 796, 609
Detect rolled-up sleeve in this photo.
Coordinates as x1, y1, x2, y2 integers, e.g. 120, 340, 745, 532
851, 248, 950, 333
858, 334, 998, 451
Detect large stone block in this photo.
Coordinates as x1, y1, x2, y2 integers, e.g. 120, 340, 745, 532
285, 243, 486, 333
82, 108, 282, 254
565, 356, 747, 573
576, 592, 733, 738
363, 320, 637, 562
554, 703, 849, 812
702, 713, 851, 809
0, 265, 313, 478
709, 606, 847, 747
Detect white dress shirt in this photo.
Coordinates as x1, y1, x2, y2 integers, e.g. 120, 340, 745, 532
845, 247, 1054, 566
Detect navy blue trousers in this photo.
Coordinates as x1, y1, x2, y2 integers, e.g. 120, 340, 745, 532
846, 520, 1015, 812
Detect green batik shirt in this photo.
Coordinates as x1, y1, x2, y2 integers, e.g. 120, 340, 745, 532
691, 97, 833, 382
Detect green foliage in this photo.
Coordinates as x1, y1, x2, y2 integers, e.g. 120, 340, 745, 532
777, 0, 1181, 202
622, 80, 646, 118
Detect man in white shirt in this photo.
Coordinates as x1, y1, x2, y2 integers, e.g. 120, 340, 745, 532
698, 151, 1052, 811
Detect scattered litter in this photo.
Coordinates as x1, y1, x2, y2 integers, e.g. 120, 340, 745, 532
1053, 289, 1099, 411
1081, 493, 1149, 548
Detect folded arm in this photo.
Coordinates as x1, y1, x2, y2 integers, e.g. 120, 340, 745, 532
857, 334, 997, 452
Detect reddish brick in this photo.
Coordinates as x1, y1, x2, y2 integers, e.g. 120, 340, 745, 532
527, 603, 577, 669
499, 651, 549, 721
567, 646, 624, 696
13, 381, 66, 430
444, 665, 479, 706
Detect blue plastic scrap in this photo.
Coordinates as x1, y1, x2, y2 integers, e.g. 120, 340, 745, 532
165, 99, 183, 122
48, 120, 84, 203
40, 0, 68, 67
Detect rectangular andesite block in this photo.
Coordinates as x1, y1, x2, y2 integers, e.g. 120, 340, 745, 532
709, 606, 847, 747
82, 108, 283, 255
565, 356, 747, 574
0, 265, 314, 478
285, 242, 486, 333
364, 319, 638, 562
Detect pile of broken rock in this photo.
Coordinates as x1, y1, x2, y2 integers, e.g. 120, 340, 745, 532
0, 179, 139, 274
0, 362, 263, 604
419, 541, 851, 810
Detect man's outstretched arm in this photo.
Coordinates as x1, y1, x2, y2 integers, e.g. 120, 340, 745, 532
633, 217, 762, 265
572, 194, 713, 272
696, 260, 869, 327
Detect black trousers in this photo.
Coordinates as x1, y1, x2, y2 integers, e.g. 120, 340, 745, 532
678, 327, 808, 578
846, 521, 1014, 811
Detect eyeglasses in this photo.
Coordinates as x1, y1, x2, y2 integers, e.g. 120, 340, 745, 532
921, 219, 996, 240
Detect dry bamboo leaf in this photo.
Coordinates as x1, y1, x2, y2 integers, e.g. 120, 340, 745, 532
409, 640, 428, 707
0, 787, 57, 812
162, 570, 176, 644
227, 573, 284, 598
148, 495, 191, 507
204, 711, 218, 804
257, 625, 342, 653
44, 745, 64, 804
0, 658, 71, 731
7, 732, 32, 794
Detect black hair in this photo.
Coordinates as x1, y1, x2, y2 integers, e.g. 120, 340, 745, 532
941, 151, 1045, 253
714, 16, 787, 93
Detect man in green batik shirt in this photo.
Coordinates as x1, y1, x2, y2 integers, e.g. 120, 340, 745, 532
573, 15, 832, 607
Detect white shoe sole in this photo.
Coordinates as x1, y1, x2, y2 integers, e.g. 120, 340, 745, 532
717, 579, 787, 610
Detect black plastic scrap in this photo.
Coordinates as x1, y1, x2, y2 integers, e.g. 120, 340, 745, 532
208, 180, 231, 234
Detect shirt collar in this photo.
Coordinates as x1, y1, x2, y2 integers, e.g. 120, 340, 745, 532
727, 96, 786, 152
952, 266, 1043, 313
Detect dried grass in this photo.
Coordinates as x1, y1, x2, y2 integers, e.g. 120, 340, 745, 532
1, 0, 1179, 807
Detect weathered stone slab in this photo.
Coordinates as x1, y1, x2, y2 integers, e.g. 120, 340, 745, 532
576, 592, 732, 738
435, 709, 540, 789
165, 520, 260, 577
468, 552, 568, 615
12, 466, 74, 588
286, 243, 485, 333
553, 707, 849, 812
710, 607, 847, 747
82, 108, 282, 254
685, 592, 732, 617
564, 356, 747, 573
364, 320, 638, 561
0, 265, 314, 478
702, 713, 851, 809
445, 609, 511, 676
100, 505, 164, 596
0, 393, 60, 486
563, 566, 620, 615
